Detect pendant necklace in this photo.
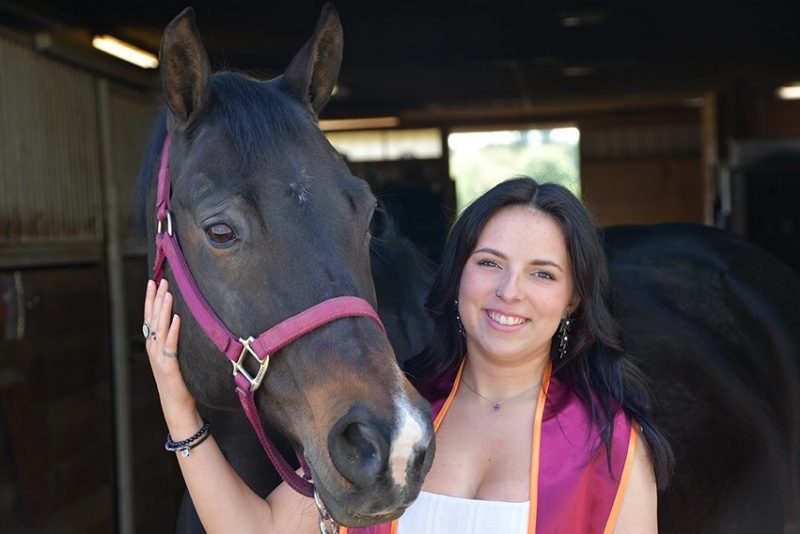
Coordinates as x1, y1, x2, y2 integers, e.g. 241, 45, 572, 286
461, 378, 542, 412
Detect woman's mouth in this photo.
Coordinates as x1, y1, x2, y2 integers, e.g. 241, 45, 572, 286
486, 310, 529, 327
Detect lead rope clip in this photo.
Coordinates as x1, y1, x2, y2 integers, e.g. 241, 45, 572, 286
314, 490, 340, 534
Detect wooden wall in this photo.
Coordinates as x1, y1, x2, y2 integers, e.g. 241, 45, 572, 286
0, 27, 183, 534
0, 266, 114, 533
578, 107, 705, 226
580, 156, 704, 226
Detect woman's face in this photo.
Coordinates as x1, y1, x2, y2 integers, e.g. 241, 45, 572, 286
457, 205, 578, 365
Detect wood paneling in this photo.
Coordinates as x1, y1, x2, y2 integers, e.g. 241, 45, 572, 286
582, 156, 705, 226
0, 266, 114, 533
0, 34, 103, 245
757, 95, 800, 138
578, 106, 705, 226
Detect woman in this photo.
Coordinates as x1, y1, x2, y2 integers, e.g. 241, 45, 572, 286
144, 177, 672, 533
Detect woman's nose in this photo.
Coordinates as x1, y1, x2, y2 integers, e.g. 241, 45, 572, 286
495, 271, 523, 301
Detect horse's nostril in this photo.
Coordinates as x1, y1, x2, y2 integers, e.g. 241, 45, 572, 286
329, 411, 390, 489
410, 433, 434, 477
343, 422, 380, 466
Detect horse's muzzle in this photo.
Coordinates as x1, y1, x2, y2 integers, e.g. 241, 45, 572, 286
322, 401, 435, 524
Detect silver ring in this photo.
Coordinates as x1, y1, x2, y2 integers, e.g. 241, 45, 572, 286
142, 322, 153, 340
162, 349, 178, 358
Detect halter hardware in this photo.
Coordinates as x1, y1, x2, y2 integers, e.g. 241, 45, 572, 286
315, 490, 340, 534
157, 210, 173, 236
232, 336, 270, 392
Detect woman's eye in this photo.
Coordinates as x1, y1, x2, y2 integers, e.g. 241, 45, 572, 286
534, 271, 555, 280
206, 223, 236, 244
477, 259, 499, 268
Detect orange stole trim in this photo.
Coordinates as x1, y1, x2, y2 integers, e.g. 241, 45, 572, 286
433, 360, 465, 431
527, 362, 552, 534
602, 424, 639, 534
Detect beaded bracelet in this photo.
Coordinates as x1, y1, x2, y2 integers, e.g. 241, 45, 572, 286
165, 420, 211, 457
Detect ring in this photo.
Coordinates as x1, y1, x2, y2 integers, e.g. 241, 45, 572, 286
142, 322, 153, 340
162, 349, 178, 358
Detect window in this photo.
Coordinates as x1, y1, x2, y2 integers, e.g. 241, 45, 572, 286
448, 127, 580, 212
325, 129, 442, 162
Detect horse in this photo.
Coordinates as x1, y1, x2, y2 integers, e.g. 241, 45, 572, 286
138, 5, 436, 530
603, 224, 800, 533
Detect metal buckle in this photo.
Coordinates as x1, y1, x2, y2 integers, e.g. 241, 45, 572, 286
157, 211, 174, 236
314, 490, 339, 534
231, 336, 270, 392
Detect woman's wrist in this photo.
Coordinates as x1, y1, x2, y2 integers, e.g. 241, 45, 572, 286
164, 403, 204, 441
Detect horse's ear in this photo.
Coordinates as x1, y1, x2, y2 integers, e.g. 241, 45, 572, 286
159, 8, 211, 126
282, 3, 343, 115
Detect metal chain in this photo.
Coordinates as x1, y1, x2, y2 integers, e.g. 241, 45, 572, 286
314, 490, 340, 534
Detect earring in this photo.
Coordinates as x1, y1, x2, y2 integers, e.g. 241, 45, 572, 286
495, 288, 501, 297
557, 315, 571, 359
454, 299, 466, 337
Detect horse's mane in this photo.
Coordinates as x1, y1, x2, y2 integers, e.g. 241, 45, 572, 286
369, 204, 437, 365
133, 71, 315, 233
369, 203, 437, 280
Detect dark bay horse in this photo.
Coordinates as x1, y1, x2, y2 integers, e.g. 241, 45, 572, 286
138, 5, 436, 529
603, 224, 800, 533
139, 5, 800, 534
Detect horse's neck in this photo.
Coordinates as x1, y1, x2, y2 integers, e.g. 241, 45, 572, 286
369, 228, 435, 367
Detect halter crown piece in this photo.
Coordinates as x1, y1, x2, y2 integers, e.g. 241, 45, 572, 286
151, 135, 386, 505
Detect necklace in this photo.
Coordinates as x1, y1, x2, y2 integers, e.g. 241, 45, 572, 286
460, 378, 542, 412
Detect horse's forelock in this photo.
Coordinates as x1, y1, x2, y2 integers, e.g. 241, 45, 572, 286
208, 72, 316, 175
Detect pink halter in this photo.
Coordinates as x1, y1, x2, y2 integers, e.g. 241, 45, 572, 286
151, 135, 386, 497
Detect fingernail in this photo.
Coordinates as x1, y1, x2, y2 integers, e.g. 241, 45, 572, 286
159, 279, 166, 288
147, 279, 154, 289
173, 314, 179, 321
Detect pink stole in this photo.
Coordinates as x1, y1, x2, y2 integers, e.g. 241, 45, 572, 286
343, 361, 637, 534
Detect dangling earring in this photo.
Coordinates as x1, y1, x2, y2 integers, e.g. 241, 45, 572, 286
454, 299, 466, 337
557, 315, 571, 359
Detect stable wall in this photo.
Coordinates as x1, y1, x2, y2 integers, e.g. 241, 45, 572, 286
0, 27, 180, 534
578, 107, 705, 227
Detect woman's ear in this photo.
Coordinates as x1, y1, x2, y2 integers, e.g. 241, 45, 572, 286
567, 294, 581, 315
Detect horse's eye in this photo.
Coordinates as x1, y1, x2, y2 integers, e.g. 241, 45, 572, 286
206, 223, 236, 244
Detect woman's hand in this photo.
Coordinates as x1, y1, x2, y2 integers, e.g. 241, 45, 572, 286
143, 279, 319, 533
144, 279, 196, 426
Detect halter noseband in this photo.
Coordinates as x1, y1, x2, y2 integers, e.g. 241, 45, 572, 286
151, 135, 386, 499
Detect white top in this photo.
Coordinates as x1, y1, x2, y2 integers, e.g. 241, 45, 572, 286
397, 491, 529, 534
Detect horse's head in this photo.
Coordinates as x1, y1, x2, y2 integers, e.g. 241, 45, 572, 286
143, 5, 434, 526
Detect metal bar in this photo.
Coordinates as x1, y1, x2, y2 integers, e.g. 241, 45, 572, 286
97, 77, 134, 534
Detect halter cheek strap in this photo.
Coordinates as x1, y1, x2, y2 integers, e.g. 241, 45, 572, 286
151, 135, 386, 498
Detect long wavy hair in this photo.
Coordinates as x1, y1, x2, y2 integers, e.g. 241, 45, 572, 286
406, 177, 673, 488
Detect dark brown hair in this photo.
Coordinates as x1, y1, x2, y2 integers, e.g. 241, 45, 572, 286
406, 177, 673, 487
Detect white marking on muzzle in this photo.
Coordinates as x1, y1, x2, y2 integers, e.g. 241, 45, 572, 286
388, 396, 429, 488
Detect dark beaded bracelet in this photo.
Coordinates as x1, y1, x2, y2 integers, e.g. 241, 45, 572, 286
165, 420, 211, 457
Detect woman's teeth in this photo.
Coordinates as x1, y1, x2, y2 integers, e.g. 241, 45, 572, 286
488, 311, 526, 326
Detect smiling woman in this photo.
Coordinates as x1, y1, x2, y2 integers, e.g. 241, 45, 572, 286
348, 176, 675, 534
457, 206, 579, 371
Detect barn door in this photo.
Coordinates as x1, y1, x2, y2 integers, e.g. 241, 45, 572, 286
0, 32, 115, 532
0, 29, 182, 533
